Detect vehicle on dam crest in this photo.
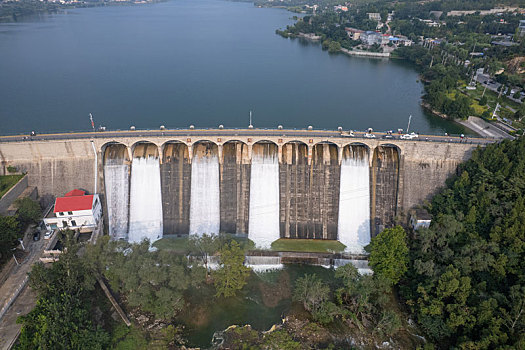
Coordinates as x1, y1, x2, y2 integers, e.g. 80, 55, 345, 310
400, 132, 419, 140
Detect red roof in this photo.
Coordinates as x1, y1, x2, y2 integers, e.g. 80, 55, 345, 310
65, 189, 86, 197
54, 194, 94, 213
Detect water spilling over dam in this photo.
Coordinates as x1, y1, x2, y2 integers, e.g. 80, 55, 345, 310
338, 145, 370, 253
189, 141, 220, 236
128, 143, 163, 243
100, 139, 398, 251
1, 130, 483, 251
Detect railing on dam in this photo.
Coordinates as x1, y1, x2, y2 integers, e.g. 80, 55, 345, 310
0, 127, 498, 145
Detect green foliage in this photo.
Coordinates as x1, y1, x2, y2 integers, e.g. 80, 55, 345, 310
0, 215, 20, 261
86, 236, 205, 319
187, 233, 221, 280
366, 226, 409, 285
213, 240, 251, 298
0, 174, 24, 198
15, 197, 41, 228
262, 329, 301, 350
334, 264, 394, 333
404, 137, 525, 348
7, 165, 17, 173
293, 274, 331, 316
479, 95, 488, 106
110, 324, 149, 350
16, 231, 109, 349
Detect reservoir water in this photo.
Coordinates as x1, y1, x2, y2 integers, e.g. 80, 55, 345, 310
0, 0, 468, 135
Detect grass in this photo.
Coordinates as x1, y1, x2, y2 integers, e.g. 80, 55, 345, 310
271, 239, 346, 253
153, 234, 256, 253
152, 236, 190, 253
0, 174, 24, 199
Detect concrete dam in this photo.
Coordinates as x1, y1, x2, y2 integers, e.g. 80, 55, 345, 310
0, 129, 485, 251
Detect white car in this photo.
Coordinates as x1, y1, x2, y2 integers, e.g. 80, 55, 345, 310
43, 229, 55, 240
364, 133, 376, 138
400, 132, 419, 140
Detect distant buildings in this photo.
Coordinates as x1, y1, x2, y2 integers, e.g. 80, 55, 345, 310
345, 28, 413, 47
367, 12, 381, 21
345, 27, 364, 40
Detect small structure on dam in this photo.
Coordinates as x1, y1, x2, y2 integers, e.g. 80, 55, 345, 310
0, 128, 486, 252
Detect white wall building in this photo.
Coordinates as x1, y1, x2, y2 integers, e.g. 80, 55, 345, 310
44, 189, 102, 232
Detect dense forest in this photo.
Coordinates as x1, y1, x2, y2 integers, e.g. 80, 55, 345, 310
402, 136, 525, 348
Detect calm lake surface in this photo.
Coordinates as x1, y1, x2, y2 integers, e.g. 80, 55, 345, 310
0, 0, 469, 135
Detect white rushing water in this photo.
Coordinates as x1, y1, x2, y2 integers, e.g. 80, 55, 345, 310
338, 152, 371, 253
129, 157, 163, 243
104, 164, 129, 240
189, 154, 220, 235
249, 151, 280, 249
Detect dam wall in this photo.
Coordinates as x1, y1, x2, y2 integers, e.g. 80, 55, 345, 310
0, 131, 481, 249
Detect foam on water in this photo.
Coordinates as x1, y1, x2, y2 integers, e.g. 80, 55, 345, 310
129, 156, 163, 243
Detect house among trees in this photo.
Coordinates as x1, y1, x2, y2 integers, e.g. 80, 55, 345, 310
43, 189, 102, 232
410, 209, 432, 230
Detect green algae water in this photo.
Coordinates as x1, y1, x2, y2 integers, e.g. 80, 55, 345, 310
0, 0, 469, 135
179, 265, 336, 348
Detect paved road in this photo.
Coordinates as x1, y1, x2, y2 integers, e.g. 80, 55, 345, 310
0, 238, 46, 349
0, 285, 35, 350
0, 128, 497, 145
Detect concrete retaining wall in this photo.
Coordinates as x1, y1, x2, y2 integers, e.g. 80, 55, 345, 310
0, 175, 28, 215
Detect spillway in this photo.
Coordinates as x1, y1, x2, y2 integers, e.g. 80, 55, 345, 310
249, 142, 280, 249
371, 145, 400, 236
220, 142, 250, 234
161, 142, 191, 235
279, 142, 309, 239
189, 142, 220, 236
309, 143, 340, 240
338, 145, 370, 253
129, 144, 163, 243
103, 144, 130, 240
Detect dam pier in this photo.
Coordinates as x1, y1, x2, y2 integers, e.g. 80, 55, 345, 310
0, 128, 489, 252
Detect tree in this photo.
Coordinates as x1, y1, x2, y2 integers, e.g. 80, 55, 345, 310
15, 197, 41, 229
85, 237, 205, 319
188, 233, 220, 281
479, 95, 488, 106
293, 274, 330, 315
16, 231, 109, 349
366, 226, 408, 285
213, 240, 251, 297
0, 215, 19, 261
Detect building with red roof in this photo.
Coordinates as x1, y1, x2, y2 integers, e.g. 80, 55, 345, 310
44, 189, 102, 232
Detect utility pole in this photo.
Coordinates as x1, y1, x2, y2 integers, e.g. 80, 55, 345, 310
407, 115, 412, 134
248, 110, 253, 129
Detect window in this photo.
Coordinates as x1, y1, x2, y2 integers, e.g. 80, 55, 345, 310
59, 212, 64, 216
68, 211, 73, 215
62, 220, 68, 227
71, 220, 77, 226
